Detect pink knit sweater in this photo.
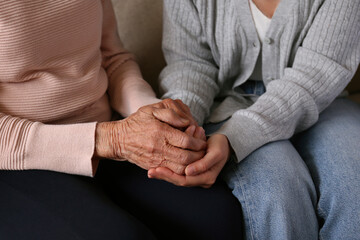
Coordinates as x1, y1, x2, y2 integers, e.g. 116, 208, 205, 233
0, 0, 158, 176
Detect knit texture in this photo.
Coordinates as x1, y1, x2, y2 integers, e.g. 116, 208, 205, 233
0, 0, 141, 176
160, 0, 360, 162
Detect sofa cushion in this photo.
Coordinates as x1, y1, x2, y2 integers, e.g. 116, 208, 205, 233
111, 0, 165, 94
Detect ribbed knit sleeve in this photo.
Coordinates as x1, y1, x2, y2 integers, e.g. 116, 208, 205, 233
218, 0, 360, 162
159, 0, 220, 125
160, 0, 360, 163
102, 0, 159, 116
0, 114, 34, 170
0, 113, 97, 176
0, 0, 150, 176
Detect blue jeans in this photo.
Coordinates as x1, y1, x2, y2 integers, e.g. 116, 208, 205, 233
204, 81, 360, 240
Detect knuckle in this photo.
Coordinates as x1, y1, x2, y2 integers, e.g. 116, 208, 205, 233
161, 108, 175, 118
179, 135, 191, 148
138, 105, 147, 111
178, 151, 190, 164
147, 144, 156, 154
138, 105, 151, 114
162, 98, 173, 105
152, 121, 164, 132
174, 99, 183, 104
147, 138, 164, 155
175, 165, 186, 175
177, 99, 190, 110
168, 108, 177, 116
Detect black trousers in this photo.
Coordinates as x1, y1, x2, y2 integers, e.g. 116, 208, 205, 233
0, 160, 243, 240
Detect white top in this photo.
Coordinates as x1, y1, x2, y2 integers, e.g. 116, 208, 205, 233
248, 0, 272, 81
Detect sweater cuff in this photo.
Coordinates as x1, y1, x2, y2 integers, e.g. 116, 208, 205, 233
216, 115, 269, 162
25, 122, 98, 177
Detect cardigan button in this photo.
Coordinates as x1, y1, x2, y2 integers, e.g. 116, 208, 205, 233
264, 37, 272, 44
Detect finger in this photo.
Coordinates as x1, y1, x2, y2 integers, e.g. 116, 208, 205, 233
174, 99, 191, 113
185, 125, 196, 136
173, 99, 193, 118
148, 167, 185, 186
148, 167, 216, 188
185, 151, 218, 176
158, 159, 186, 175
152, 108, 189, 128
160, 143, 205, 166
194, 126, 206, 140
174, 100, 198, 126
165, 128, 207, 151
122, 136, 203, 172
161, 99, 188, 119
163, 99, 197, 126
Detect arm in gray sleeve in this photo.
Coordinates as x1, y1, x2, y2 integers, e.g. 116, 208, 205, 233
218, 0, 360, 162
159, 0, 219, 125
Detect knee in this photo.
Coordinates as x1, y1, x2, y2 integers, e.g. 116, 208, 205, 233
319, 166, 360, 206
317, 164, 360, 237
226, 141, 317, 206
256, 163, 315, 208
86, 207, 156, 240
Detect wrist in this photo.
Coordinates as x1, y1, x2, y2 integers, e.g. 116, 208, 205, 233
215, 133, 233, 161
94, 122, 113, 159
122, 83, 160, 116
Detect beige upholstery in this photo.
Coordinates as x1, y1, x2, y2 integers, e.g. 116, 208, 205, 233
111, 0, 165, 95
111, 0, 359, 102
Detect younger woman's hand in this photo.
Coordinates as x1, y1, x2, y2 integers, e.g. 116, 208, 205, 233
148, 134, 231, 188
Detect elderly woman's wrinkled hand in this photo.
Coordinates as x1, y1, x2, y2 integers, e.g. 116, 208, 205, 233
153, 98, 199, 127
94, 100, 206, 175
147, 134, 231, 188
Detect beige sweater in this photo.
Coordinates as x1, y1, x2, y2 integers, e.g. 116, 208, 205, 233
0, 0, 157, 176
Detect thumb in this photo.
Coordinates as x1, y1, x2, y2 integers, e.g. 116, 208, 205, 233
152, 108, 190, 128
194, 126, 206, 140
185, 125, 196, 136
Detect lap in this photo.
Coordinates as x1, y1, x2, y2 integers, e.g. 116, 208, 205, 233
289, 97, 360, 238
222, 140, 316, 202
96, 160, 244, 240
223, 98, 360, 193
221, 140, 318, 239
292, 98, 360, 177
0, 170, 155, 240
291, 98, 360, 204
291, 98, 360, 194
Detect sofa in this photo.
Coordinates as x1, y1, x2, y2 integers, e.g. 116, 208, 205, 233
110, 0, 360, 238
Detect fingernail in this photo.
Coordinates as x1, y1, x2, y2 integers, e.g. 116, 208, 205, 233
189, 125, 196, 135
180, 118, 189, 124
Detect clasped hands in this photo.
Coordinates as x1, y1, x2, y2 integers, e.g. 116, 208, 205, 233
95, 99, 231, 188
